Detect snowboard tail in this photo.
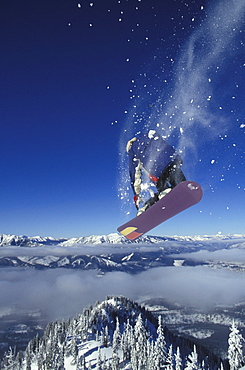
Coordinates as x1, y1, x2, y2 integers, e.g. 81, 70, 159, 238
117, 181, 203, 241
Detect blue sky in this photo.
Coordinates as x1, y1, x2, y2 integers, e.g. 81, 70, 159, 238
1, 0, 245, 238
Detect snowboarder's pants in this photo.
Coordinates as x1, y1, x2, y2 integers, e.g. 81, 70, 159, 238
156, 158, 186, 192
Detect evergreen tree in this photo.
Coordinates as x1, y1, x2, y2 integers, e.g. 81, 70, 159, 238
15, 350, 24, 370
58, 343, 65, 370
185, 345, 200, 370
154, 315, 167, 369
121, 319, 133, 363
228, 321, 244, 370
101, 325, 110, 347
175, 347, 183, 370
111, 317, 121, 369
166, 345, 174, 370
2, 347, 16, 370
111, 345, 120, 370
102, 354, 108, 370
133, 314, 148, 369
36, 343, 45, 370
96, 347, 102, 370
146, 341, 155, 370
112, 317, 121, 352
70, 334, 79, 365
25, 344, 32, 370
219, 361, 225, 370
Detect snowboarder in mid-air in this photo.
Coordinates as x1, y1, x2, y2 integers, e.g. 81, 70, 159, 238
118, 129, 201, 240
126, 130, 186, 215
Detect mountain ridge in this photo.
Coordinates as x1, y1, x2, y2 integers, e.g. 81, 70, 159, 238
0, 295, 224, 369
1, 232, 245, 248
1, 232, 245, 271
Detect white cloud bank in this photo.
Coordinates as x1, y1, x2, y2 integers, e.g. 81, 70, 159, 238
0, 264, 245, 323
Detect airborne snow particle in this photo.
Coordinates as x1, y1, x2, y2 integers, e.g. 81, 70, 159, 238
211, 159, 215, 164
77, 3, 82, 8
90, 2, 94, 6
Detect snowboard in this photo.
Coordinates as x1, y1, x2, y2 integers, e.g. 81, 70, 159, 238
117, 181, 203, 241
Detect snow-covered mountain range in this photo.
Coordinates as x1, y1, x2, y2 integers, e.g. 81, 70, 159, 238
1, 233, 245, 271
0, 233, 179, 247
1, 232, 245, 247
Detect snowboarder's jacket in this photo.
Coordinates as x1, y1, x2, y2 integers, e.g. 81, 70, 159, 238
127, 130, 181, 196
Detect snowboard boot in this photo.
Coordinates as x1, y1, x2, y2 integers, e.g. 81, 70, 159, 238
136, 193, 158, 216
158, 188, 172, 199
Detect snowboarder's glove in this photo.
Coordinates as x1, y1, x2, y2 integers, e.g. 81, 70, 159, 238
134, 195, 143, 210
134, 195, 139, 210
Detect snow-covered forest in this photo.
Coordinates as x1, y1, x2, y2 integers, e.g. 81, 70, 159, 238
1, 296, 244, 370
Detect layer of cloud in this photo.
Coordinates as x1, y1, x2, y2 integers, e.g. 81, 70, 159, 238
0, 243, 163, 258
1, 264, 245, 324
171, 247, 245, 263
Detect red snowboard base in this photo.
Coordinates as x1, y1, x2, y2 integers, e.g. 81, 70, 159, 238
117, 181, 203, 241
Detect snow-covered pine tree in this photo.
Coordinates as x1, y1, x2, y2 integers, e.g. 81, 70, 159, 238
166, 345, 174, 370
36, 342, 45, 369
132, 314, 148, 369
112, 317, 121, 352
96, 347, 102, 370
102, 354, 108, 370
185, 345, 200, 370
15, 350, 24, 370
58, 343, 65, 370
101, 325, 110, 347
1, 347, 16, 370
121, 319, 133, 364
146, 340, 156, 370
69, 333, 79, 365
111, 318, 121, 370
175, 347, 183, 370
154, 315, 167, 369
25, 342, 33, 370
228, 321, 244, 370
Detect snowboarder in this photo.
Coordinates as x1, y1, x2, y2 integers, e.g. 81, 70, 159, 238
126, 130, 186, 215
